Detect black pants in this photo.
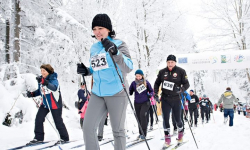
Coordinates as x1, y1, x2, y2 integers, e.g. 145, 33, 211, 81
135, 101, 150, 136
162, 96, 183, 135
172, 109, 184, 131
243, 111, 246, 116
147, 106, 154, 126
189, 108, 198, 126
34, 106, 69, 141
201, 108, 209, 121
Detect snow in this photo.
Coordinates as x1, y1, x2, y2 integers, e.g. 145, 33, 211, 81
1, 97, 250, 150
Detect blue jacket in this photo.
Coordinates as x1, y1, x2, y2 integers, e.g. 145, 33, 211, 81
33, 73, 62, 109
89, 36, 133, 96
129, 80, 154, 104
181, 91, 191, 109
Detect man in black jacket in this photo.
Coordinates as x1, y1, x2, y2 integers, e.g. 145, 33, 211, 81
188, 90, 199, 127
154, 54, 189, 147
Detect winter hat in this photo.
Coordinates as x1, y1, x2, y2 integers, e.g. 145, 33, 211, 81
190, 90, 194, 93
226, 87, 231, 91
135, 69, 144, 75
40, 64, 54, 74
167, 54, 176, 62
92, 14, 112, 31
203, 94, 207, 98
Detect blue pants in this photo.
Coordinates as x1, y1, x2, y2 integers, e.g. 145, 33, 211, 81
224, 109, 234, 126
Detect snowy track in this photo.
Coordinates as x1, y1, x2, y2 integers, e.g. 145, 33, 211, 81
1, 111, 250, 150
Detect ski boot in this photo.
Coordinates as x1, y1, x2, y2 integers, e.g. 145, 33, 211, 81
55, 139, 69, 145
164, 134, 171, 147
202, 120, 204, 124
98, 136, 103, 141
177, 132, 184, 144
139, 135, 146, 141
149, 125, 153, 130
26, 139, 43, 146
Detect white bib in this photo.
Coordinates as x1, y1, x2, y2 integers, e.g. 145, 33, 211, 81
91, 53, 109, 71
190, 98, 195, 103
136, 84, 147, 94
162, 81, 175, 91
202, 102, 206, 106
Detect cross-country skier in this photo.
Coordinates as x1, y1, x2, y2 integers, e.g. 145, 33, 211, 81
188, 90, 199, 127
77, 14, 133, 150
129, 69, 154, 140
199, 94, 211, 123
26, 64, 69, 145
217, 87, 238, 126
77, 82, 90, 128
154, 54, 190, 147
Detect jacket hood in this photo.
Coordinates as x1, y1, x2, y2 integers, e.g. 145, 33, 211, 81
46, 72, 58, 80
224, 91, 232, 98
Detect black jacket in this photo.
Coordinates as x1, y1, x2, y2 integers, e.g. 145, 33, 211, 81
199, 98, 211, 109
188, 94, 199, 109
154, 66, 190, 97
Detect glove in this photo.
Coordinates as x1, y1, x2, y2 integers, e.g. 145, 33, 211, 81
101, 38, 118, 55
175, 86, 184, 94
77, 63, 89, 75
27, 91, 33, 98
78, 111, 82, 114
154, 95, 160, 103
147, 94, 152, 98
36, 76, 42, 83
41, 78, 49, 86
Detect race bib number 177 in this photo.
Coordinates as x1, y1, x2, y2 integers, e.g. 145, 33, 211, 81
91, 53, 109, 71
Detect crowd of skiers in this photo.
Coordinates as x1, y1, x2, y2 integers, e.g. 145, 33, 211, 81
22, 13, 248, 150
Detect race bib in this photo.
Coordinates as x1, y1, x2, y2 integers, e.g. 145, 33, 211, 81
162, 81, 175, 91
136, 84, 147, 94
202, 102, 206, 106
190, 98, 195, 103
91, 53, 108, 71
185, 101, 188, 105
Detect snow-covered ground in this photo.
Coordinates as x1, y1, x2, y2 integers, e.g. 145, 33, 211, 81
1, 107, 250, 150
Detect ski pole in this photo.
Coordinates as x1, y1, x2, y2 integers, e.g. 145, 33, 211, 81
148, 98, 164, 139
31, 97, 58, 133
107, 51, 151, 150
41, 86, 61, 144
178, 93, 199, 149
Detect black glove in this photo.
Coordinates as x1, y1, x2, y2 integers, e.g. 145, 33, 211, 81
175, 86, 184, 94
77, 63, 89, 75
27, 91, 33, 98
101, 38, 118, 55
41, 78, 49, 86
36, 76, 42, 83
78, 111, 82, 114
154, 95, 160, 103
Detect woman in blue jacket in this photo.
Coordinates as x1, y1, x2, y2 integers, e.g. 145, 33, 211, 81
26, 64, 69, 145
129, 69, 154, 140
77, 14, 133, 150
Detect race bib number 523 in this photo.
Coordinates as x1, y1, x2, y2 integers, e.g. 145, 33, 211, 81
162, 81, 175, 91
91, 53, 109, 71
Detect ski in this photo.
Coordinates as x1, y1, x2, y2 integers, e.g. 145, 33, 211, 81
171, 141, 189, 150
70, 138, 113, 149
7, 141, 51, 150
36, 140, 78, 150
161, 144, 173, 150
126, 137, 154, 149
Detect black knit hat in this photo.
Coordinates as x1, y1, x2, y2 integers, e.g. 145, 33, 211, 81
167, 54, 176, 62
92, 14, 112, 31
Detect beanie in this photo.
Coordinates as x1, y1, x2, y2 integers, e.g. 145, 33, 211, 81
92, 14, 112, 31
167, 54, 176, 62
135, 69, 144, 75
203, 94, 207, 98
190, 90, 194, 93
